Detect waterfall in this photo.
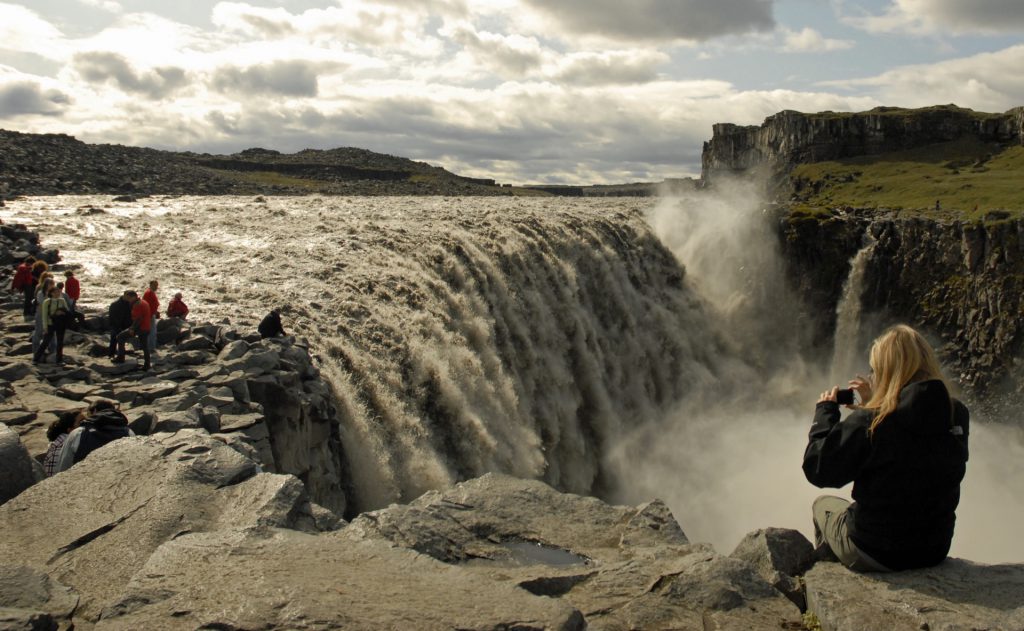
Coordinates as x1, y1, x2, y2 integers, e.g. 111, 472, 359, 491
830, 237, 876, 385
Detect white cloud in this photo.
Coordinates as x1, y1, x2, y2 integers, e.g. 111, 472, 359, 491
842, 0, 1024, 36
77, 0, 123, 14
0, 3, 68, 59
0, 67, 72, 117
820, 44, 1024, 111
781, 27, 854, 53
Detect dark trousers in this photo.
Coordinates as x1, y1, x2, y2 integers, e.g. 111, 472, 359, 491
23, 286, 35, 315
138, 332, 151, 369
34, 324, 66, 363
110, 330, 125, 359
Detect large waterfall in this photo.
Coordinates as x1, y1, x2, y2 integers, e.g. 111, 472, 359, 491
830, 237, 876, 384
5, 194, 1023, 563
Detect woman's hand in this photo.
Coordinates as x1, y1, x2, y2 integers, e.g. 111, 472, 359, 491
849, 374, 873, 405
818, 386, 838, 404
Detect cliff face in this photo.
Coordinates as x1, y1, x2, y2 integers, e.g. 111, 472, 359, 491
702, 105, 1024, 188
780, 213, 1024, 399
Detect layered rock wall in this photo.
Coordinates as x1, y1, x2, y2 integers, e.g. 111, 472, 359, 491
702, 105, 1024, 187
780, 212, 1024, 398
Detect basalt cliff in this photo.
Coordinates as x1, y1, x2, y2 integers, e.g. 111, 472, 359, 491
702, 105, 1024, 402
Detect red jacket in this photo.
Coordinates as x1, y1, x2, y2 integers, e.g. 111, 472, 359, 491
65, 277, 81, 300
166, 297, 189, 319
131, 300, 152, 332
143, 289, 160, 318
12, 264, 32, 291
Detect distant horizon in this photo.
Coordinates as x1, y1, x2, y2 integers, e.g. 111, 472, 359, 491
2, 1, 1023, 185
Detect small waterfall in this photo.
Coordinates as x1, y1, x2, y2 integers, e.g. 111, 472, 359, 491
830, 237, 876, 384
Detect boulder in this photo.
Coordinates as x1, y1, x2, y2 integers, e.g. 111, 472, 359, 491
217, 339, 250, 361
805, 559, 1024, 630
730, 527, 814, 607
0, 361, 32, 381
0, 423, 40, 504
0, 565, 79, 625
0, 430, 316, 623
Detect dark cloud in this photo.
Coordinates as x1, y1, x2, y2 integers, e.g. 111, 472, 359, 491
211, 60, 320, 97
904, 0, 1024, 30
74, 52, 188, 99
522, 0, 775, 41
0, 81, 71, 117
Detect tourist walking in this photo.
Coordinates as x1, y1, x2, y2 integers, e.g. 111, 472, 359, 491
166, 292, 189, 319
143, 279, 160, 352
803, 324, 969, 572
34, 285, 70, 364
108, 291, 133, 361
31, 274, 55, 355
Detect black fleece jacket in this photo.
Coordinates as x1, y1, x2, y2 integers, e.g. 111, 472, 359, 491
803, 379, 969, 570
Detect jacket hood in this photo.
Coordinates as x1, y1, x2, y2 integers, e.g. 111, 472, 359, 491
893, 379, 953, 435
86, 409, 129, 428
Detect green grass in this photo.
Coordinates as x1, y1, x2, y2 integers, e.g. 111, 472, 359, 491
790, 138, 1024, 220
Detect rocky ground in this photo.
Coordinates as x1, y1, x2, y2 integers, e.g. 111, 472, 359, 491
3, 224, 1024, 630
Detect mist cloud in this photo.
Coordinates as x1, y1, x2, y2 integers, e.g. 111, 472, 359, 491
74, 51, 187, 99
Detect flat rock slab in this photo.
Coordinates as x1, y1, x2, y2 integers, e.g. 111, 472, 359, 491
98, 528, 584, 631
0, 409, 37, 426
9, 390, 82, 415
0, 431, 314, 623
805, 559, 1024, 630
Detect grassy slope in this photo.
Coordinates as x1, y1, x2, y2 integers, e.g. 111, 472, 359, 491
789, 137, 1024, 221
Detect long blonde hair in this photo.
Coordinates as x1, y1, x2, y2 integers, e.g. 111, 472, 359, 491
863, 324, 950, 435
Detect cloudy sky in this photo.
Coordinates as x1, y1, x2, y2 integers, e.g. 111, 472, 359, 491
1, 0, 1023, 184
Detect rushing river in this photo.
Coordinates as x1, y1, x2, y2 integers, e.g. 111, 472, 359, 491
3, 194, 1022, 563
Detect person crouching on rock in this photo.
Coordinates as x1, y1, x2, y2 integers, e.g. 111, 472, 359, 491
126, 290, 152, 371
258, 308, 286, 339
166, 292, 189, 319
33, 285, 71, 365
803, 324, 969, 572
55, 400, 132, 474
44, 410, 84, 477
108, 290, 133, 362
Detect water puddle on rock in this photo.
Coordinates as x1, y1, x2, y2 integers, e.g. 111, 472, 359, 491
489, 541, 589, 567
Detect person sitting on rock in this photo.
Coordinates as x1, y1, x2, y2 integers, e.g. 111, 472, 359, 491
127, 290, 152, 371
55, 400, 132, 473
258, 308, 286, 339
108, 290, 133, 362
44, 410, 83, 477
11, 256, 35, 318
166, 292, 189, 319
804, 324, 969, 572
34, 285, 71, 364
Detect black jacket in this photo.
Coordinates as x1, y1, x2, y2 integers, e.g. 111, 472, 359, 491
258, 311, 285, 338
803, 379, 969, 570
108, 297, 132, 331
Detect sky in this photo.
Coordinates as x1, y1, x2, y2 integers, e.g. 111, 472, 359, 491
1, 0, 1023, 184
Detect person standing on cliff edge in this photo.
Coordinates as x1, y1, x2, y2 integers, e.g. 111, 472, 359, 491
803, 324, 969, 572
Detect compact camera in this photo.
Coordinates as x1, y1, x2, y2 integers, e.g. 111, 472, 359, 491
836, 388, 856, 405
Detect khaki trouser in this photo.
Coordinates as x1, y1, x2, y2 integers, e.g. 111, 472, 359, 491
812, 496, 892, 572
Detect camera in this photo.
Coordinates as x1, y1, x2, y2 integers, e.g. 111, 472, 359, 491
836, 388, 856, 405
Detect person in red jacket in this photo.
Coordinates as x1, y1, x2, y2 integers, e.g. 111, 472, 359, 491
11, 256, 34, 317
142, 279, 160, 352
63, 270, 81, 310
166, 292, 189, 319
127, 290, 151, 371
